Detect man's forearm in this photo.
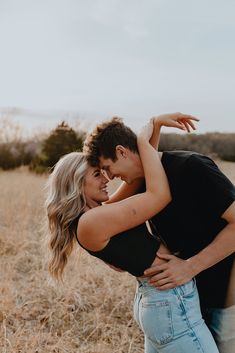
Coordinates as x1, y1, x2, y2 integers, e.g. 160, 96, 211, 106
188, 223, 235, 275
144, 222, 235, 290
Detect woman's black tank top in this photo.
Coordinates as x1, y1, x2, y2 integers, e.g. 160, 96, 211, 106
75, 221, 160, 277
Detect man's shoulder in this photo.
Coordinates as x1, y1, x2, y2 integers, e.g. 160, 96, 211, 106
161, 151, 216, 182
163, 150, 198, 158
162, 150, 204, 168
185, 152, 216, 169
160, 151, 198, 183
163, 150, 214, 163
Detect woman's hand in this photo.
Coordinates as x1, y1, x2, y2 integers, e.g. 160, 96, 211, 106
153, 112, 199, 133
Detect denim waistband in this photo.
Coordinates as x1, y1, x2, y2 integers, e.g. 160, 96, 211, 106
135, 276, 197, 296
136, 276, 151, 285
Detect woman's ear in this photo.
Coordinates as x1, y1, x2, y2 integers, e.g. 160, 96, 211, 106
116, 145, 128, 159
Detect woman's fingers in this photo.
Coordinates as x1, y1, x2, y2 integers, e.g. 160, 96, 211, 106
178, 117, 198, 132
189, 115, 200, 121
153, 113, 199, 131
181, 120, 192, 132
180, 120, 190, 132
173, 121, 187, 130
179, 113, 200, 122
183, 119, 196, 130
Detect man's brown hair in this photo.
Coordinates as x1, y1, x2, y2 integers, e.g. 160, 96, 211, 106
83, 117, 138, 166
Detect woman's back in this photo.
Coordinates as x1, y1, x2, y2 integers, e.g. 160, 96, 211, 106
76, 222, 161, 277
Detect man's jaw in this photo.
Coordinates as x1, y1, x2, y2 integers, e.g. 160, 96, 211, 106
121, 176, 133, 184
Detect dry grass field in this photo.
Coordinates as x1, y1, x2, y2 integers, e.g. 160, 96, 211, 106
0, 160, 235, 353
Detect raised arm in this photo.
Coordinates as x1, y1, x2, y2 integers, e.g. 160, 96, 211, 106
78, 123, 171, 250
105, 113, 199, 204
149, 112, 199, 150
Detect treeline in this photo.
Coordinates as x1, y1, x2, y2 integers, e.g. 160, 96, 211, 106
0, 121, 85, 172
159, 132, 235, 162
0, 120, 235, 172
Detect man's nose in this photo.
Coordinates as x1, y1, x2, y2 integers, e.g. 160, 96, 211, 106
106, 170, 113, 180
102, 173, 109, 183
109, 174, 115, 180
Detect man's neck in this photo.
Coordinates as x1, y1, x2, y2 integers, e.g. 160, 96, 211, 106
137, 151, 163, 178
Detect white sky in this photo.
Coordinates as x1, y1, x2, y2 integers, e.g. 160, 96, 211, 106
0, 0, 235, 135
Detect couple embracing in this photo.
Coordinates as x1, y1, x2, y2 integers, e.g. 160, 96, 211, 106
46, 113, 235, 353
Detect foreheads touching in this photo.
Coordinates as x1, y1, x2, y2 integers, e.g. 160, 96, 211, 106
83, 117, 138, 168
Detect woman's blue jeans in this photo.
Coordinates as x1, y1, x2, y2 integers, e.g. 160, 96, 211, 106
133, 277, 219, 353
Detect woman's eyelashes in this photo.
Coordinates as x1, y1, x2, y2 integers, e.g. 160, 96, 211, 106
94, 171, 101, 177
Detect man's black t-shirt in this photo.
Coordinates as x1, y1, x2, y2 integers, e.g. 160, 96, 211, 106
150, 151, 235, 309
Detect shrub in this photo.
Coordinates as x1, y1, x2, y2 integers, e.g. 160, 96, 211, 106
30, 121, 85, 173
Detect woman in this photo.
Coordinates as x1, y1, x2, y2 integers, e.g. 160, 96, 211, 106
45, 114, 219, 353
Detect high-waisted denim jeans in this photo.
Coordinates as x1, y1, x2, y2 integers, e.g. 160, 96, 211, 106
133, 277, 219, 353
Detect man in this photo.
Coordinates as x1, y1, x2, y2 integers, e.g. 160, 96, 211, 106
83, 114, 235, 352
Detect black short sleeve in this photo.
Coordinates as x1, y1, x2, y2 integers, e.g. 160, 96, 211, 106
186, 154, 235, 218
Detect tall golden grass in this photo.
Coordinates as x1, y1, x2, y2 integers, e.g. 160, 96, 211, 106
0, 161, 235, 353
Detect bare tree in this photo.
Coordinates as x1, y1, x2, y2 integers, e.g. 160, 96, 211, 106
0, 113, 23, 144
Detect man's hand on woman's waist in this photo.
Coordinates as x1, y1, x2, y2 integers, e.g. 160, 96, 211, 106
144, 252, 196, 290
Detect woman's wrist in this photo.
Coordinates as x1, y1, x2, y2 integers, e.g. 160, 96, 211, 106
148, 118, 161, 150
152, 116, 163, 127
137, 136, 149, 146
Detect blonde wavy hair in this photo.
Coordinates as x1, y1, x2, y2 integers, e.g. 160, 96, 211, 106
45, 152, 89, 280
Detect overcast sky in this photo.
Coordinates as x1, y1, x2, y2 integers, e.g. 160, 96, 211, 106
0, 0, 235, 135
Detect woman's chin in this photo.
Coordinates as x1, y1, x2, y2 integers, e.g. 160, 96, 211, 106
103, 194, 109, 202
99, 193, 109, 202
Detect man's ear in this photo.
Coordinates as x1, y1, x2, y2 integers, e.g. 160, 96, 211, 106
116, 145, 128, 159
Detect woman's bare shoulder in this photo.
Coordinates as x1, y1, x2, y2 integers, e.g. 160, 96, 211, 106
77, 206, 111, 250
